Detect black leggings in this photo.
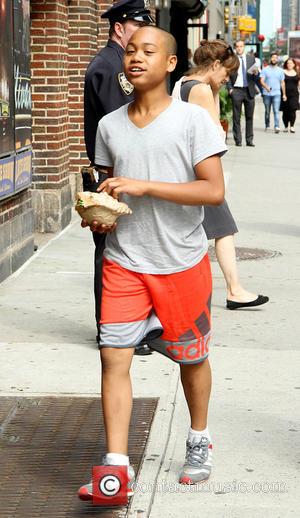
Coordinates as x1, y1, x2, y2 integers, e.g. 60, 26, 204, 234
282, 106, 297, 127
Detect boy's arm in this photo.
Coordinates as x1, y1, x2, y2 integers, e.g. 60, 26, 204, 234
99, 154, 225, 206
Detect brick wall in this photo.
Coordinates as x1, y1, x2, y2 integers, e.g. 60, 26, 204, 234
30, 0, 72, 232
30, 0, 113, 213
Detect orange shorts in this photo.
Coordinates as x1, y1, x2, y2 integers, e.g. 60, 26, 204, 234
100, 254, 212, 365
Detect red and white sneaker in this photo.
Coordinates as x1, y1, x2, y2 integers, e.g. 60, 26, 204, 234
78, 464, 135, 501
179, 436, 212, 484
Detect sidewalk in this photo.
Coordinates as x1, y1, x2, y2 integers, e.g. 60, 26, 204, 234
0, 99, 299, 517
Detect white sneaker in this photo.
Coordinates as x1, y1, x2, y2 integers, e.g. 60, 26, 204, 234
275, 127, 280, 133
283, 127, 288, 132
179, 436, 213, 484
290, 127, 295, 133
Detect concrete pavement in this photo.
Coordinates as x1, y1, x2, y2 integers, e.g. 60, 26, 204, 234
0, 98, 299, 517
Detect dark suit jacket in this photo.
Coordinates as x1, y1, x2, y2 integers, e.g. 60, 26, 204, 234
227, 54, 257, 98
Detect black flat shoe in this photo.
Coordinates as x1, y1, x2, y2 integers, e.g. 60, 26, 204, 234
246, 142, 255, 147
134, 344, 153, 355
235, 142, 242, 146
226, 295, 269, 310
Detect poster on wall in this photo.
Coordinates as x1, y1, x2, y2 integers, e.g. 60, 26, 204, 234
15, 149, 31, 192
0, 156, 15, 199
0, 0, 15, 157
13, 0, 31, 151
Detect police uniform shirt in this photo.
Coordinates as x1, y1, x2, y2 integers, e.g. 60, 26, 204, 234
84, 40, 134, 164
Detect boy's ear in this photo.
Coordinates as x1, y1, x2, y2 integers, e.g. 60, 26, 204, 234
167, 55, 177, 73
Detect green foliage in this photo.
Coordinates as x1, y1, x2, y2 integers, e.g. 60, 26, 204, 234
219, 87, 233, 122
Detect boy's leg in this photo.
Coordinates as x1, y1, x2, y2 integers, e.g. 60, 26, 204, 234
78, 259, 156, 501
180, 358, 211, 431
178, 359, 213, 484
100, 347, 135, 454
78, 346, 135, 501
99, 259, 157, 453
146, 255, 213, 484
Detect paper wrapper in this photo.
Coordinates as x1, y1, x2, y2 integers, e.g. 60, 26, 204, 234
75, 191, 132, 226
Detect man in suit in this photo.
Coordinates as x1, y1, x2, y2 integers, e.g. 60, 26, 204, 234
227, 40, 257, 147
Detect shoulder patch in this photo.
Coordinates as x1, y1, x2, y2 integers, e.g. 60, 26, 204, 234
118, 73, 134, 95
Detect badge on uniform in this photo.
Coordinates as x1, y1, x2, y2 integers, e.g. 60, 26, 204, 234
118, 73, 134, 95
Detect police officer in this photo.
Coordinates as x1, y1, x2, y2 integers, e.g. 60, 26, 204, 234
83, 0, 153, 354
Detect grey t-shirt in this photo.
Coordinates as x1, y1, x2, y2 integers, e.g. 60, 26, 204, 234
95, 98, 227, 274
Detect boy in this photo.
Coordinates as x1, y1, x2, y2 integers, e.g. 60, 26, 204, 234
78, 26, 226, 500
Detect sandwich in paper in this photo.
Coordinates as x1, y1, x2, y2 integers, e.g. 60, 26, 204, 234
75, 191, 132, 226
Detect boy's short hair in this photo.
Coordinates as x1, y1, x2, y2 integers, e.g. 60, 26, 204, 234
137, 26, 177, 55
156, 27, 177, 55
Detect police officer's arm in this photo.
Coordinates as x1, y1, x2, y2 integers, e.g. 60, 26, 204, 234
99, 154, 225, 206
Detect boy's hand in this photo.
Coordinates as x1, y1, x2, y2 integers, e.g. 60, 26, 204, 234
98, 177, 147, 198
81, 219, 117, 234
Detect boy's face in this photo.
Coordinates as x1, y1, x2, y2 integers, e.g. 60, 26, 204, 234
124, 27, 177, 91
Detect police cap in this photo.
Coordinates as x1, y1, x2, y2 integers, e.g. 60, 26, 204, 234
101, 0, 154, 24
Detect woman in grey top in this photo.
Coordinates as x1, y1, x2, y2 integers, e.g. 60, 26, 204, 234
173, 40, 269, 309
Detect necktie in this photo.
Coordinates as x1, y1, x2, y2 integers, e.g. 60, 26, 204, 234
240, 56, 248, 87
